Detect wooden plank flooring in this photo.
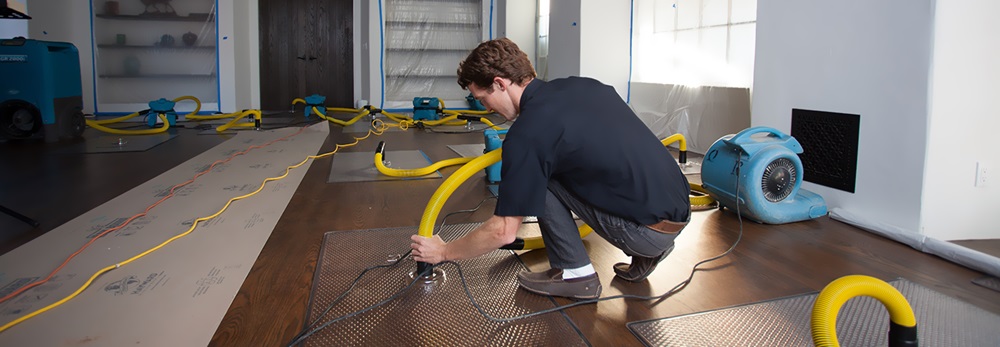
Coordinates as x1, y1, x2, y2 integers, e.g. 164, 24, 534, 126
2, 120, 999, 346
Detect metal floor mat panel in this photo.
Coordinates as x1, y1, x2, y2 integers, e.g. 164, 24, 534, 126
627, 279, 1000, 346
60, 132, 177, 153
303, 224, 589, 347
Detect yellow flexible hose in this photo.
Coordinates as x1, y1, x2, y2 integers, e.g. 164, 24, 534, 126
520, 224, 594, 250
89, 111, 143, 124
87, 96, 200, 135
172, 95, 201, 117
184, 113, 239, 121
85, 114, 170, 135
312, 106, 372, 126
468, 116, 503, 130
418, 149, 503, 238
328, 107, 362, 113
216, 110, 263, 132
380, 111, 466, 128
660, 133, 687, 150
689, 183, 715, 206
811, 275, 918, 347
443, 109, 493, 116
374, 152, 474, 177
415, 148, 593, 251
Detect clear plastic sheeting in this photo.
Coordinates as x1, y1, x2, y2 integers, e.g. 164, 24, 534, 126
629, 82, 751, 154
383, 0, 485, 110
90, 0, 218, 113
831, 208, 1000, 279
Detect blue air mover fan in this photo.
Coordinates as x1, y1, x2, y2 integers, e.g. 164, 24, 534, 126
412, 97, 442, 121
701, 126, 827, 224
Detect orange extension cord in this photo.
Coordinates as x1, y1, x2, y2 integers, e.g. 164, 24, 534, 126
0, 125, 309, 305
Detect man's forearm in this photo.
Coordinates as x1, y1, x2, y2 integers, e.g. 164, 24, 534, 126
442, 216, 519, 261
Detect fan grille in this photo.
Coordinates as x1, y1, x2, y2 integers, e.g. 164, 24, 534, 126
762, 158, 797, 202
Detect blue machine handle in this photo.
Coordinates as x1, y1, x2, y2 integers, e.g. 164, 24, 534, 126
722, 126, 803, 157
724, 126, 790, 146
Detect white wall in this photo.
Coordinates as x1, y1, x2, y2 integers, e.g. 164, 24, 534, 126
752, 0, 934, 235
216, 0, 236, 112
921, 1, 1000, 240
501, 0, 536, 64
26, 1, 94, 114
0, 0, 28, 38
545, 1, 630, 100
231, 0, 259, 110
580, 1, 629, 100
545, 0, 579, 81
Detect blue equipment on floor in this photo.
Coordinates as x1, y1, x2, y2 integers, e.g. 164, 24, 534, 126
0, 37, 87, 141
412, 97, 442, 121
466, 93, 486, 111
147, 98, 179, 127
303, 94, 326, 118
484, 128, 506, 184
701, 126, 827, 224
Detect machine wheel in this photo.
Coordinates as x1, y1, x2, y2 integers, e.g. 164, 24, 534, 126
0, 100, 42, 139
69, 112, 87, 138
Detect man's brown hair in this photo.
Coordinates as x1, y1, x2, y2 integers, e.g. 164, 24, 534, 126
457, 38, 536, 91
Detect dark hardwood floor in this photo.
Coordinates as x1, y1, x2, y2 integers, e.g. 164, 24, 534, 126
2, 119, 999, 346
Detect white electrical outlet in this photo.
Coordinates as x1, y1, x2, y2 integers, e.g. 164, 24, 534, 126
975, 161, 988, 187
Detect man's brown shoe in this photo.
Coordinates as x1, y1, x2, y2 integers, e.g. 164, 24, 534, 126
516, 268, 602, 299
613, 245, 674, 282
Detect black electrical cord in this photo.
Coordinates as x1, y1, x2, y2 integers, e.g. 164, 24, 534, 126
426, 118, 508, 134
286, 196, 498, 347
287, 149, 745, 345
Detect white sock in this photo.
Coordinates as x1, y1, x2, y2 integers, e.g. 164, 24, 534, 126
561, 263, 596, 279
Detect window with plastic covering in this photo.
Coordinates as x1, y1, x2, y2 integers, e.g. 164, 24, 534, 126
632, 0, 757, 88
382, 0, 489, 109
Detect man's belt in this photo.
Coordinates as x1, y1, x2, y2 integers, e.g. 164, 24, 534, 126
646, 219, 687, 234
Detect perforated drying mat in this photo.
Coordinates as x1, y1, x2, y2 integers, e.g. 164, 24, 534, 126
302, 223, 589, 346
628, 279, 1000, 346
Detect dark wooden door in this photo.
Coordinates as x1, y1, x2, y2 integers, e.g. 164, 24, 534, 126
259, 0, 353, 111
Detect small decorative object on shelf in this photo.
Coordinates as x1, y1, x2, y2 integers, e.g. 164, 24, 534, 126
140, 0, 176, 17
123, 56, 141, 76
116, 34, 126, 45
157, 34, 175, 47
104, 1, 119, 15
182, 32, 197, 47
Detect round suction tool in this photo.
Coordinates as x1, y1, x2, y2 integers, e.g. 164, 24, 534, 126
761, 157, 797, 202
408, 267, 447, 286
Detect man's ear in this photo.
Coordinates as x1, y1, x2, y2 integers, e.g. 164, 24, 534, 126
493, 77, 507, 91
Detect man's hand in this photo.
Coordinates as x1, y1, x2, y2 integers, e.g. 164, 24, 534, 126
410, 234, 447, 264
408, 215, 522, 264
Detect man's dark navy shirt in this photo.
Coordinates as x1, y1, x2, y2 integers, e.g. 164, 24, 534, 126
495, 77, 691, 225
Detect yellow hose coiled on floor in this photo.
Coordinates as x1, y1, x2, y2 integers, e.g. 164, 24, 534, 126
689, 182, 715, 207
216, 110, 263, 132
311, 106, 372, 126
85, 114, 170, 135
811, 275, 918, 347
86, 96, 201, 135
374, 141, 474, 177
444, 109, 493, 116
